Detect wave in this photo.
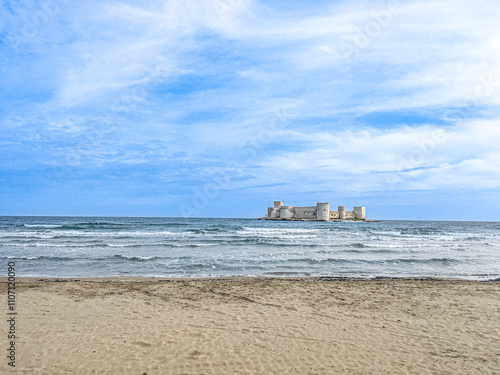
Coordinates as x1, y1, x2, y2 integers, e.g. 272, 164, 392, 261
23, 222, 129, 230
173, 243, 219, 248
464, 236, 483, 241
24, 224, 64, 228
141, 222, 189, 227
0, 241, 222, 249
398, 228, 445, 235
383, 257, 460, 265
0, 234, 58, 239
0, 256, 77, 261
108, 242, 219, 248
0, 255, 40, 260
186, 228, 224, 234
338, 248, 396, 254
349, 243, 367, 248
240, 227, 321, 235
113, 255, 157, 261
252, 257, 461, 266
1, 230, 180, 238
34, 242, 112, 248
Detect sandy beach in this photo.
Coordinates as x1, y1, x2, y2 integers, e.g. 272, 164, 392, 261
1, 277, 499, 374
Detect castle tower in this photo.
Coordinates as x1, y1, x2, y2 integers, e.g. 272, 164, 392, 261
353, 207, 366, 220
316, 203, 330, 221
338, 206, 346, 219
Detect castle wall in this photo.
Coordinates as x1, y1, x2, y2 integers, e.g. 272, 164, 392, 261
293, 206, 317, 220
330, 210, 354, 219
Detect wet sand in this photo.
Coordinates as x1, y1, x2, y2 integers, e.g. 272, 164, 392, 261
1, 277, 499, 374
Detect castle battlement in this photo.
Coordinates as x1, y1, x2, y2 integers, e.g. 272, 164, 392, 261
263, 201, 366, 221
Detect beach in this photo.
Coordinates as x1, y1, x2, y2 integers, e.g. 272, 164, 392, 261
1, 277, 499, 374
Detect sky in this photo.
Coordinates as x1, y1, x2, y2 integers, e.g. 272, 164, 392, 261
1, 0, 500, 220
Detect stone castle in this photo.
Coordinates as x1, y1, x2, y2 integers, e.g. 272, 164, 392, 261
262, 201, 366, 221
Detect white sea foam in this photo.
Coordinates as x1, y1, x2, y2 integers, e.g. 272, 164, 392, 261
115, 255, 156, 260
24, 224, 63, 228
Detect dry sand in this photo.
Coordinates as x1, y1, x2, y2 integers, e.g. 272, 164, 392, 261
1, 277, 499, 374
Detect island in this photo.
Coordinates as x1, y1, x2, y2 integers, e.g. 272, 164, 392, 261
260, 201, 367, 221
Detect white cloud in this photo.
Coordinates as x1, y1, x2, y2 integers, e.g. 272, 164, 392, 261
14, 0, 496, 115
3, 0, 500, 202
245, 118, 500, 193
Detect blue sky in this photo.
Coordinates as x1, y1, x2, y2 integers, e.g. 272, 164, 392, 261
1, 0, 500, 220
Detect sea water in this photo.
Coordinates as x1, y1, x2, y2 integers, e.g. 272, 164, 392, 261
0, 216, 499, 279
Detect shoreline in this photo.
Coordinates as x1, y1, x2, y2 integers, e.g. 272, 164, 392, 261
3, 275, 499, 283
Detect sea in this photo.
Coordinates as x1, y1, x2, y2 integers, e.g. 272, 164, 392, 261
1, 216, 499, 280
